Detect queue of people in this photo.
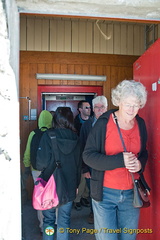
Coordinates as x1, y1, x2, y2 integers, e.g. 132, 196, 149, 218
23, 79, 148, 240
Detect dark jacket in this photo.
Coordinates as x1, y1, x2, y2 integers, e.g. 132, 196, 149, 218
74, 114, 90, 136
36, 128, 82, 202
83, 109, 148, 201
80, 116, 95, 173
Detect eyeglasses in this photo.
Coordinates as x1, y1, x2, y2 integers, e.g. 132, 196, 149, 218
84, 106, 91, 109
123, 104, 140, 110
94, 106, 106, 110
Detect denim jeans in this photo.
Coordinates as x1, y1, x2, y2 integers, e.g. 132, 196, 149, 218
42, 201, 72, 240
92, 187, 140, 240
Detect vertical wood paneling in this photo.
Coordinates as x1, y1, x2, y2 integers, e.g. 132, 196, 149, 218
35, 18, 42, 51
52, 63, 61, 85
139, 25, 145, 55
114, 23, 121, 54
50, 19, 57, 51
67, 64, 74, 85
127, 24, 134, 55
134, 25, 141, 55
103, 66, 111, 108
86, 21, 92, 53
21, 16, 147, 55
37, 63, 45, 85
89, 65, 97, 85
100, 22, 107, 54
42, 18, 50, 51
120, 24, 127, 54
93, 22, 100, 53
107, 23, 114, 54
82, 64, 90, 85
29, 63, 38, 108
79, 21, 86, 52
20, 16, 27, 50
74, 64, 82, 85
26, 18, 35, 50
96, 65, 104, 86
72, 20, 79, 52
45, 63, 53, 85
57, 20, 65, 51
64, 20, 71, 52
61, 64, 68, 85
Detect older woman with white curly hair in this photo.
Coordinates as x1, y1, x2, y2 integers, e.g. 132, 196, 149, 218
83, 80, 149, 240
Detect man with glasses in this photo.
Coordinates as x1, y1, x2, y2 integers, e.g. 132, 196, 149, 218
74, 100, 91, 210
80, 96, 108, 223
74, 100, 91, 136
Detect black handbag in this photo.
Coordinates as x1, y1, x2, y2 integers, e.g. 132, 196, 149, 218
113, 112, 150, 208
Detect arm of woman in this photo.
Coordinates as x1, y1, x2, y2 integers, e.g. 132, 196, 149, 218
83, 119, 125, 171
137, 116, 148, 173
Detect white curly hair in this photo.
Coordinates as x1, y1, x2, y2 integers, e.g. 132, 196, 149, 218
111, 80, 147, 108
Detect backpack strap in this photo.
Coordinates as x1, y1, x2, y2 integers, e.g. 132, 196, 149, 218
47, 130, 61, 169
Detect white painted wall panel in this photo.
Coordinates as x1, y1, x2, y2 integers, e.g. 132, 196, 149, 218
26, 17, 35, 50
120, 24, 127, 54
80, 21, 87, 52
127, 24, 134, 55
35, 18, 42, 50
93, 21, 100, 53
50, 19, 57, 51
99, 22, 107, 54
72, 20, 79, 52
20, 16, 27, 50
86, 21, 92, 53
64, 20, 71, 52
42, 18, 50, 51
107, 23, 114, 54
113, 23, 121, 54
21, 16, 154, 56
57, 20, 65, 51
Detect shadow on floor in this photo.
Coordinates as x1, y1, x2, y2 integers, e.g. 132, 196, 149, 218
22, 200, 96, 240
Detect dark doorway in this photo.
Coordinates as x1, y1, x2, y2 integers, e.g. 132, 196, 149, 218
38, 86, 103, 117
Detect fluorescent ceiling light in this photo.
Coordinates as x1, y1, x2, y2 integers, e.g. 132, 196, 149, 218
36, 73, 106, 81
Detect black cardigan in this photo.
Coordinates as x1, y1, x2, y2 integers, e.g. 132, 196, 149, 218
83, 109, 148, 201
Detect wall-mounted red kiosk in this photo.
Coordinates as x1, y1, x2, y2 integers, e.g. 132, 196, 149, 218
134, 38, 160, 240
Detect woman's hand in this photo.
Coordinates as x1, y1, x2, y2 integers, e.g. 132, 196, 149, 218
123, 152, 141, 173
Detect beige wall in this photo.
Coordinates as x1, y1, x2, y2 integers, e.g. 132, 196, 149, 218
20, 16, 149, 56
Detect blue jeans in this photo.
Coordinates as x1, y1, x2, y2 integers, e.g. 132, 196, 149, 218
92, 187, 140, 240
42, 201, 72, 240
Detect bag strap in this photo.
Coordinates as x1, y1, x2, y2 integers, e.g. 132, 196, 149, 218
113, 112, 127, 152
113, 112, 150, 192
47, 130, 61, 169
113, 112, 135, 182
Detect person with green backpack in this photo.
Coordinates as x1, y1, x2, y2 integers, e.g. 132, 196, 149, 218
23, 110, 53, 233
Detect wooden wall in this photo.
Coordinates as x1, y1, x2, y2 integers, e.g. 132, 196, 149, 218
20, 16, 146, 55
20, 51, 138, 198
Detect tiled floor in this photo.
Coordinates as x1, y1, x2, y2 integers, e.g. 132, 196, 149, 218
22, 200, 96, 240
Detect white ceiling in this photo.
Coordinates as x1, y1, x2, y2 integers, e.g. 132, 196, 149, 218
16, 0, 160, 22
